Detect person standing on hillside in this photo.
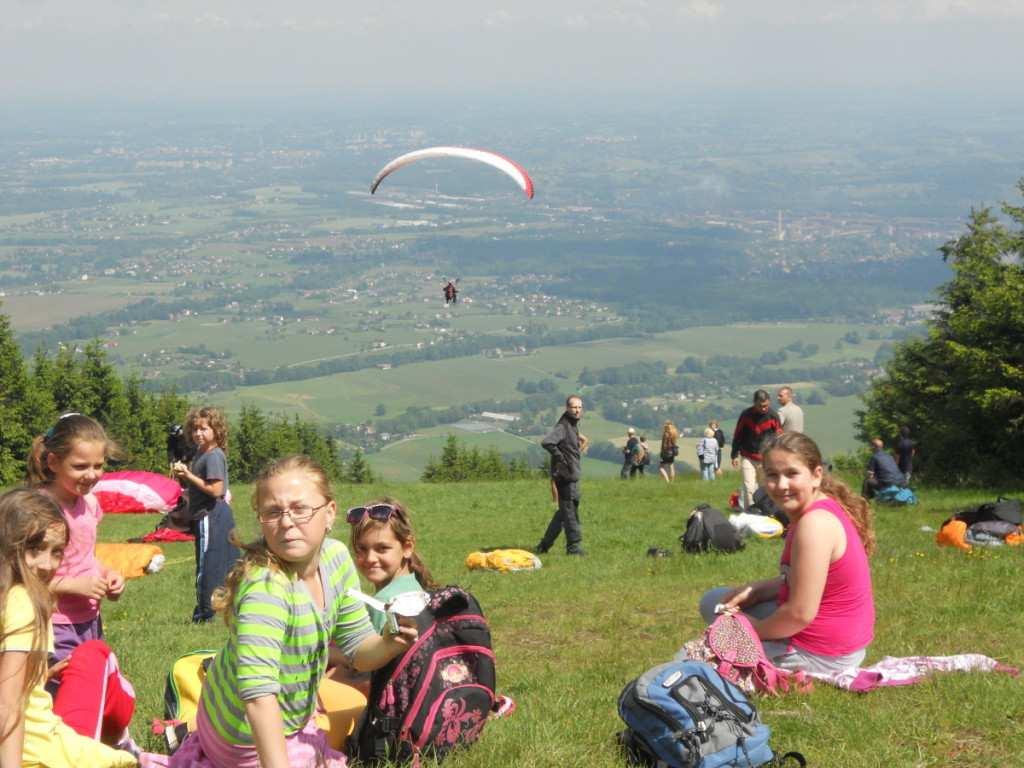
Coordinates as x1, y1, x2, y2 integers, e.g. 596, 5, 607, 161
620, 427, 639, 479
537, 395, 586, 556
896, 426, 916, 482
710, 420, 727, 476
776, 386, 805, 434
731, 390, 783, 510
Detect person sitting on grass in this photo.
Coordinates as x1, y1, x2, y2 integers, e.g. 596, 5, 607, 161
168, 455, 418, 768
0, 488, 158, 768
698, 432, 875, 675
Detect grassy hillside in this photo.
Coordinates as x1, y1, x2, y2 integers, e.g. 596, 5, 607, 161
95, 473, 1023, 766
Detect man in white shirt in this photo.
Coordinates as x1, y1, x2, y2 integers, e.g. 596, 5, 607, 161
776, 386, 805, 434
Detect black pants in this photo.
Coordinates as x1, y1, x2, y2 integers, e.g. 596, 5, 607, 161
539, 480, 582, 553
190, 500, 240, 622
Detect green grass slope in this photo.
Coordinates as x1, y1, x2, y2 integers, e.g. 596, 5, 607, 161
96, 474, 1023, 766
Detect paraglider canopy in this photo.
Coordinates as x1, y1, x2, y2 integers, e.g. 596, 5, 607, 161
93, 470, 182, 514
370, 146, 535, 199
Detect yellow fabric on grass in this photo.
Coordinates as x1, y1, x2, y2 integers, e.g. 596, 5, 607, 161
465, 549, 542, 572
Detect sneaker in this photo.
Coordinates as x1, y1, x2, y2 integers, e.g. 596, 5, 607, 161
114, 730, 142, 758
534, 543, 550, 554
566, 548, 586, 556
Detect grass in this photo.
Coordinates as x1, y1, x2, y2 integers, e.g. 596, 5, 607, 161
95, 473, 1024, 766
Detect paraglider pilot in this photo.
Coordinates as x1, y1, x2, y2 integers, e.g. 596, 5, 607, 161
444, 281, 458, 306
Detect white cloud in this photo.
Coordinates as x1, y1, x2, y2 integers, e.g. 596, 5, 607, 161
679, 0, 723, 19
484, 9, 513, 27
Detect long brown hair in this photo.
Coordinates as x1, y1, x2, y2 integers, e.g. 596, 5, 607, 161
25, 412, 118, 487
0, 488, 69, 735
761, 431, 875, 556
661, 421, 679, 452
212, 455, 330, 624
349, 497, 436, 591
186, 406, 229, 452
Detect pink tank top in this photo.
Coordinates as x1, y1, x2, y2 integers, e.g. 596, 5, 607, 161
777, 496, 874, 656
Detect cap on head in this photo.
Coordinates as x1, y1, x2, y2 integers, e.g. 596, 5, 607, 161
627, 427, 636, 435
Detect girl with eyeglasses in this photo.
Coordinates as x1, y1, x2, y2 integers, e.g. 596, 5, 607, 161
167, 456, 417, 768
348, 499, 436, 634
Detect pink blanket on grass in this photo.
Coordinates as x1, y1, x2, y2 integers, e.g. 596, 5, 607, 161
807, 653, 1018, 692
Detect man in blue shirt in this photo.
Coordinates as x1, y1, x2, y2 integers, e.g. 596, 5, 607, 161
863, 438, 907, 499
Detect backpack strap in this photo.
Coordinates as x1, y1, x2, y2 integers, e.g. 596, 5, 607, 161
770, 751, 807, 767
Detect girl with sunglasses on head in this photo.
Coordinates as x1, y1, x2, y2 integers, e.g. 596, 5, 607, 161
168, 456, 418, 768
348, 500, 436, 634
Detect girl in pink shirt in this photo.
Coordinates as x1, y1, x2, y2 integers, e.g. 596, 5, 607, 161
699, 431, 875, 674
26, 414, 126, 666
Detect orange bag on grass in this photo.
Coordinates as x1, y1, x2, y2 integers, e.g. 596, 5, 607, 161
935, 519, 970, 551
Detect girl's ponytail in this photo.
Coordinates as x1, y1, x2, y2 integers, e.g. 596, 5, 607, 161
26, 435, 50, 486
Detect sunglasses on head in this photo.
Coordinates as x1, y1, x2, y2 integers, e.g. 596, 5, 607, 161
346, 503, 399, 525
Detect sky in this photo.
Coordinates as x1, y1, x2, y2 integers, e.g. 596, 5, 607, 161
2, 0, 1023, 100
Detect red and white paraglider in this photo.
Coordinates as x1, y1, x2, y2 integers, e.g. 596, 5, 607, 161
93, 470, 183, 514
370, 146, 535, 199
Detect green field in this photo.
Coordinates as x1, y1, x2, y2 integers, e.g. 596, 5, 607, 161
92, 474, 1024, 766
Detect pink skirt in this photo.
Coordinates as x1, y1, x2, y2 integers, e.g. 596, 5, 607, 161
166, 703, 347, 768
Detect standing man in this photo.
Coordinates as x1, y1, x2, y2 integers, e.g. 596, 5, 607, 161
537, 395, 586, 556
731, 389, 783, 510
776, 386, 805, 433
620, 427, 639, 479
896, 426, 916, 482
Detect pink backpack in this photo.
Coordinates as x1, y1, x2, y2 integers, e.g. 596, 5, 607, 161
680, 612, 811, 695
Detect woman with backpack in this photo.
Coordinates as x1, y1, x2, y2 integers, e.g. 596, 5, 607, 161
697, 432, 875, 675
658, 422, 680, 483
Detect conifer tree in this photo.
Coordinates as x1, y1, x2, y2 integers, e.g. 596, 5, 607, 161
346, 449, 374, 484
858, 184, 1024, 484
0, 311, 35, 485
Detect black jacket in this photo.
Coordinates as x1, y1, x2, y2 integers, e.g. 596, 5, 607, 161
542, 412, 581, 483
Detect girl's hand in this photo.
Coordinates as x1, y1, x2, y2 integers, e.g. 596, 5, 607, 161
105, 571, 126, 601
718, 586, 753, 614
76, 574, 110, 600
46, 659, 69, 682
387, 617, 420, 650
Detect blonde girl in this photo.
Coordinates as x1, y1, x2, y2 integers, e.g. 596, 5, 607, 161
348, 499, 436, 633
698, 432, 875, 675
26, 413, 125, 664
0, 488, 151, 768
168, 455, 417, 768
171, 406, 238, 623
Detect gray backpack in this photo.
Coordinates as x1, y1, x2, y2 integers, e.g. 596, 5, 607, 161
681, 504, 743, 554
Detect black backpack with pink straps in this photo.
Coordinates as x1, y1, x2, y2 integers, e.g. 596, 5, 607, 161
351, 586, 496, 765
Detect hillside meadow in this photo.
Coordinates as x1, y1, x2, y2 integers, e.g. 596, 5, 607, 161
90, 473, 1023, 767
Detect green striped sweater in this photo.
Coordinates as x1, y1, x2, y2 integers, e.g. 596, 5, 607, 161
201, 537, 373, 745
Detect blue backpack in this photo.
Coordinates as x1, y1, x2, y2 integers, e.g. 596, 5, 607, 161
618, 660, 789, 768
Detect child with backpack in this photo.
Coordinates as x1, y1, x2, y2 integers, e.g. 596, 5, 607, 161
348, 502, 503, 764
167, 455, 418, 768
0, 488, 157, 767
26, 413, 126, 666
348, 499, 436, 632
698, 432, 876, 675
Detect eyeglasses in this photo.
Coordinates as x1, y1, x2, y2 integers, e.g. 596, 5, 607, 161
258, 500, 331, 524
346, 503, 399, 525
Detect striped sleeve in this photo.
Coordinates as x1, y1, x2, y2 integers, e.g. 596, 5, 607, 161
235, 571, 290, 700
324, 540, 375, 657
